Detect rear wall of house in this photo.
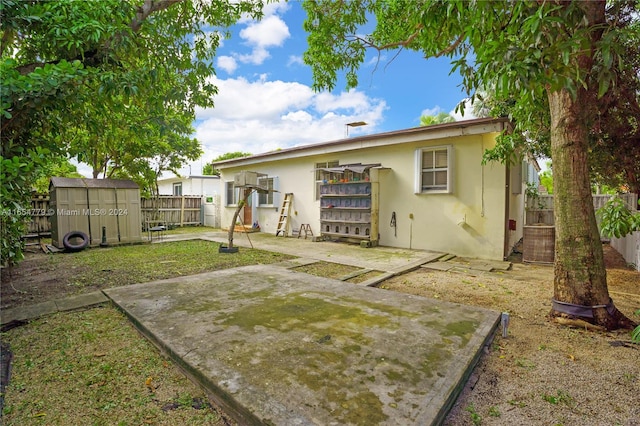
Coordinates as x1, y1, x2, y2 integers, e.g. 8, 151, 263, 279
219, 132, 510, 260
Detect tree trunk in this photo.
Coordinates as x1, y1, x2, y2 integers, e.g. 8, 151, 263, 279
226, 189, 253, 249
547, 88, 635, 330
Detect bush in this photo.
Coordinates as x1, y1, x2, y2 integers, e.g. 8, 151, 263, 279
597, 195, 640, 239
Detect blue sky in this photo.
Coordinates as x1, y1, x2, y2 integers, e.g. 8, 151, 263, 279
183, 2, 474, 176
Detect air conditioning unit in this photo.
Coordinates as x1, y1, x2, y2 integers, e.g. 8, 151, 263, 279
234, 171, 258, 187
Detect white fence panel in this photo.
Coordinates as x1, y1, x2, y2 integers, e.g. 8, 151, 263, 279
526, 193, 638, 227
610, 222, 640, 271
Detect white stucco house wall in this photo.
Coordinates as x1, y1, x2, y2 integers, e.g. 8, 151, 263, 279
213, 117, 535, 260
156, 175, 222, 228
157, 175, 221, 197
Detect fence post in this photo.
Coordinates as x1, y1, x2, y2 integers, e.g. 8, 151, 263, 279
180, 196, 185, 227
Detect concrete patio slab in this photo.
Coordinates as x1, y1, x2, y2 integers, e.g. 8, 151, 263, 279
193, 231, 445, 273
105, 264, 499, 426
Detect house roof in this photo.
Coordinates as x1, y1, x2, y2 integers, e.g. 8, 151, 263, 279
157, 175, 221, 183
213, 117, 510, 169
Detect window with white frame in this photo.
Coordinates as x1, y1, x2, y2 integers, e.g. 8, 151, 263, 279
315, 160, 339, 200
257, 176, 278, 206
225, 181, 241, 206
173, 182, 182, 196
415, 145, 453, 193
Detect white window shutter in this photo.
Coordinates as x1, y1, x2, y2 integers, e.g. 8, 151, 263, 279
414, 149, 422, 194
272, 176, 280, 207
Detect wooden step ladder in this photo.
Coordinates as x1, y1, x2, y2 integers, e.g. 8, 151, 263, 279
296, 224, 313, 239
275, 193, 293, 237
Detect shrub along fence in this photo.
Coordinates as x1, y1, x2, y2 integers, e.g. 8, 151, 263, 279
525, 193, 638, 226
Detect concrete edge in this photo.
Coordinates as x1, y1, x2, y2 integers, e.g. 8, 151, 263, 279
1, 292, 109, 331
363, 272, 397, 287
338, 268, 373, 281
104, 292, 265, 426
431, 314, 501, 425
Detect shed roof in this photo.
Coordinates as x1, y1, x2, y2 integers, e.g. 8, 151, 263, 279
49, 177, 139, 189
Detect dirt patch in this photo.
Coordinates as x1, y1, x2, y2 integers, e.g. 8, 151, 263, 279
0, 251, 84, 309
381, 244, 640, 425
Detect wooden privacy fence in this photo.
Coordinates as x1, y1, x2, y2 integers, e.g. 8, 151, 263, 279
26, 194, 51, 234
25, 195, 206, 234
526, 193, 638, 226
140, 196, 202, 228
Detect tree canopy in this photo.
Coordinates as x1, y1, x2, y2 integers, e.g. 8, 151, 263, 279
203, 151, 253, 176
419, 112, 455, 126
1, 0, 264, 265
303, 0, 639, 329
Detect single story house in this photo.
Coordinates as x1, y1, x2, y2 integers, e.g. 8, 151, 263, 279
156, 175, 222, 228
157, 175, 221, 197
213, 117, 536, 260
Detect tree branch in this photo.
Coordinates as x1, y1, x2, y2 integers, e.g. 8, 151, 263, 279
349, 27, 464, 58
15, 0, 184, 75
434, 34, 465, 57
131, 0, 184, 32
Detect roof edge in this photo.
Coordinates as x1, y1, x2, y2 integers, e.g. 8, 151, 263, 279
213, 117, 510, 168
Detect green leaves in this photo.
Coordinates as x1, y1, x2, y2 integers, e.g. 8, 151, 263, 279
597, 195, 640, 239
0, 147, 50, 265
2, 0, 266, 265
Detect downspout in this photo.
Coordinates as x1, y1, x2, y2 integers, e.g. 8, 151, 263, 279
503, 164, 511, 260
498, 120, 513, 261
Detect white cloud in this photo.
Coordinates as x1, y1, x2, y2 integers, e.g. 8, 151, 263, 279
281, 110, 313, 123
450, 98, 477, 121
236, 15, 290, 65
217, 56, 237, 74
195, 75, 313, 120
420, 106, 444, 117
418, 101, 477, 122
287, 55, 304, 67
237, 47, 270, 65
262, 0, 290, 17
242, 16, 290, 48
239, 0, 289, 23
190, 76, 387, 173
71, 158, 93, 178
365, 52, 388, 69
314, 89, 375, 114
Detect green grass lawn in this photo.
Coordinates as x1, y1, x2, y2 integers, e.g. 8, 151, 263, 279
57, 239, 295, 289
2, 307, 234, 425
1, 239, 297, 425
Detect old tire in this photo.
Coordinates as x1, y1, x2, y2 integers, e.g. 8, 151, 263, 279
62, 231, 89, 252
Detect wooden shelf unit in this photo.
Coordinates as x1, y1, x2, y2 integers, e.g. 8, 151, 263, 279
320, 179, 379, 245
